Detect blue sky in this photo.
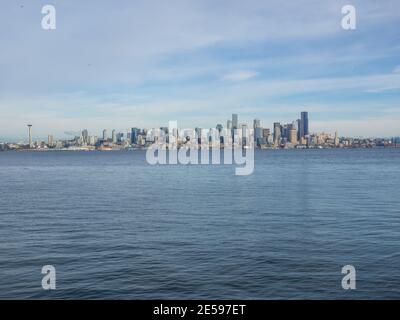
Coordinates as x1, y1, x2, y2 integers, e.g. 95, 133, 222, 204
0, 0, 399, 140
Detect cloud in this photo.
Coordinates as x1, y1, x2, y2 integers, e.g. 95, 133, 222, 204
1, 0, 400, 138
221, 70, 258, 82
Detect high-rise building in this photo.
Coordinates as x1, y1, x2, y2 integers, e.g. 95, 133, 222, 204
194, 127, 202, 144
227, 120, 232, 130
262, 128, 270, 138
273, 122, 281, 146
300, 112, 309, 138
27, 124, 32, 148
112, 129, 117, 143
103, 129, 108, 141
131, 128, 139, 144
334, 131, 339, 147
282, 123, 292, 140
254, 127, 263, 142
241, 124, 248, 145
289, 128, 298, 144
81, 129, 89, 144
253, 119, 261, 129
117, 132, 124, 143
48, 135, 54, 147
232, 114, 238, 129
296, 119, 301, 140
253, 119, 262, 142
89, 136, 96, 145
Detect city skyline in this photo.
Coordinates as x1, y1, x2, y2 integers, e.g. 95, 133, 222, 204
1, 112, 399, 151
1, 110, 400, 144
0, 1, 400, 139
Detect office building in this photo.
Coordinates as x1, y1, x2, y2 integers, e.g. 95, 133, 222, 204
296, 119, 301, 140
27, 124, 32, 148
241, 124, 248, 145
232, 114, 238, 129
82, 129, 89, 144
48, 135, 54, 147
300, 112, 309, 138
273, 122, 281, 145
289, 128, 298, 144
112, 129, 117, 143
253, 119, 261, 129
131, 128, 140, 144
253, 119, 262, 142
334, 131, 339, 147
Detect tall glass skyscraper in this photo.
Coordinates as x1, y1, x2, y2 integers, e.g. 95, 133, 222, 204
232, 114, 238, 129
300, 112, 309, 138
131, 128, 139, 144
273, 122, 281, 145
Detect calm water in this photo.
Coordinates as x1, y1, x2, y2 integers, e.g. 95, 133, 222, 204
0, 149, 399, 299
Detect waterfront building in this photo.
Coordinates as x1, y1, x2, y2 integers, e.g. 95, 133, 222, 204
296, 119, 301, 140
82, 129, 89, 144
334, 131, 339, 147
253, 119, 261, 142
289, 128, 298, 144
89, 136, 96, 145
253, 119, 261, 129
241, 124, 248, 146
232, 114, 238, 129
300, 112, 309, 138
273, 122, 281, 146
112, 129, 117, 143
27, 124, 32, 148
131, 128, 140, 144
48, 135, 54, 147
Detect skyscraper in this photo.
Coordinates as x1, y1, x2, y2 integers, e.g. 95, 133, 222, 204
300, 112, 309, 138
82, 129, 89, 144
296, 119, 301, 140
232, 114, 238, 129
227, 120, 232, 130
103, 129, 108, 141
253, 119, 262, 142
131, 128, 139, 144
273, 122, 281, 146
241, 124, 248, 146
262, 128, 270, 138
112, 129, 117, 143
253, 119, 261, 129
48, 135, 54, 147
27, 124, 32, 148
289, 128, 298, 144
334, 131, 339, 147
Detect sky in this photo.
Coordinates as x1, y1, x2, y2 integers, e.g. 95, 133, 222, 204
0, 0, 399, 141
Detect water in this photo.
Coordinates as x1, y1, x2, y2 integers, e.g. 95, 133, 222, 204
0, 149, 399, 299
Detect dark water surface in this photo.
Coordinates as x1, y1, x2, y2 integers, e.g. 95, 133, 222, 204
0, 149, 399, 299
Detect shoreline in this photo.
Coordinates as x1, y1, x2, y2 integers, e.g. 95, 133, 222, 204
1, 145, 400, 152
